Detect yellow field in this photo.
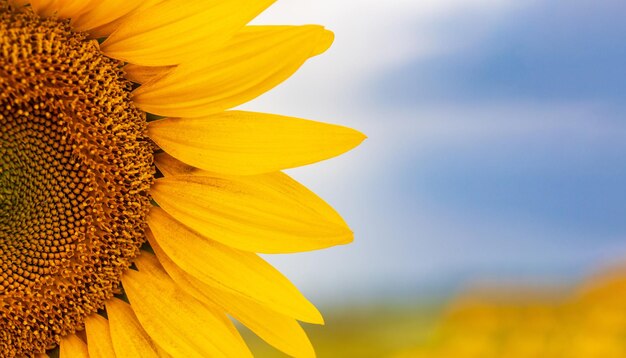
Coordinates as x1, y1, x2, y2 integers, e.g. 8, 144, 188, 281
245, 266, 626, 357
241, 303, 441, 357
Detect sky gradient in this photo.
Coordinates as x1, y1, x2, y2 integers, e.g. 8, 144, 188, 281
246, 0, 626, 304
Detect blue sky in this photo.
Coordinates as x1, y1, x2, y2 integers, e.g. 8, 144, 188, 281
378, 0, 626, 105
248, 0, 626, 303
378, 0, 626, 244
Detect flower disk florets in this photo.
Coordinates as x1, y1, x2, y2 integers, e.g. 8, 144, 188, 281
0, 3, 153, 356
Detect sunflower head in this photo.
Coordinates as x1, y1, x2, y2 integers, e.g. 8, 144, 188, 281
0, 1, 364, 357
0, 3, 152, 355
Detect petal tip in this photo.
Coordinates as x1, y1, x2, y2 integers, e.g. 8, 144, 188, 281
311, 28, 334, 57
350, 128, 368, 147
308, 308, 325, 325
342, 230, 355, 245
331, 230, 354, 248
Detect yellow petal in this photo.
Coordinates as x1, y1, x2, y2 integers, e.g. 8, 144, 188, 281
148, 111, 365, 175
87, 0, 165, 38
150, 238, 317, 357
263, 171, 349, 227
155, 152, 203, 177
122, 253, 253, 357
88, 20, 123, 39
84, 314, 116, 358
150, 173, 353, 253
28, 0, 57, 16
213, 289, 316, 358
154, 153, 348, 227
101, 0, 275, 66
147, 210, 323, 323
33, 0, 99, 20
132, 25, 333, 118
8, 0, 29, 8
59, 334, 89, 358
106, 298, 168, 358
55, 0, 100, 19
124, 64, 174, 84
71, 0, 144, 33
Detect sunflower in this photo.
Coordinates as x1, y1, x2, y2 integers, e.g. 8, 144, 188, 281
0, 0, 364, 357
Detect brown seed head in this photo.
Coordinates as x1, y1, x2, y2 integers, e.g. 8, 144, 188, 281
0, 3, 153, 356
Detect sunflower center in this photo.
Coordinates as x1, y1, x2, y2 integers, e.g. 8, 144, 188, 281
0, 3, 153, 356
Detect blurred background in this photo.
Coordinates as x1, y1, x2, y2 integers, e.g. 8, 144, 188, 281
243, 0, 626, 356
